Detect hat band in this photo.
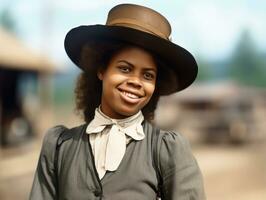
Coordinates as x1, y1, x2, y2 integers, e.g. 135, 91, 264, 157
107, 18, 169, 40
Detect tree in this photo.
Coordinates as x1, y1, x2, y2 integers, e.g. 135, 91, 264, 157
229, 30, 266, 87
196, 59, 213, 82
0, 8, 16, 33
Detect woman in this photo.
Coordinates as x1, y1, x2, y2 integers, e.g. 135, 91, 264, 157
30, 3, 205, 200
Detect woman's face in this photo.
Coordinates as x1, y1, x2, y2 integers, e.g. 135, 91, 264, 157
98, 46, 157, 119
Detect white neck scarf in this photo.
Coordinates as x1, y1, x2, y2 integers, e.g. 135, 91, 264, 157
86, 107, 145, 178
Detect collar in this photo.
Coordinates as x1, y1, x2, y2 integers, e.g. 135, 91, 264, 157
86, 107, 145, 141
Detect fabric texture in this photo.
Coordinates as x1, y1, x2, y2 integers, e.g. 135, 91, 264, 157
86, 108, 145, 178
29, 121, 206, 200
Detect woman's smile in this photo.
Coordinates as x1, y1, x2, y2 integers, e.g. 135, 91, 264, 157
119, 89, 142, 104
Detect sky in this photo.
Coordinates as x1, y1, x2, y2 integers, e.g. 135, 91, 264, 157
1, 0, 266, 69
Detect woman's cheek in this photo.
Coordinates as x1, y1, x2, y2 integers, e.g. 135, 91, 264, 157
146, 83, 156, 95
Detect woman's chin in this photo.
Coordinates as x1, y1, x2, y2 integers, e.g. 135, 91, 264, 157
116, 106, 140, 118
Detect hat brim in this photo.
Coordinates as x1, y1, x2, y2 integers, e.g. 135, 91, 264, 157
64, 25, 198, 94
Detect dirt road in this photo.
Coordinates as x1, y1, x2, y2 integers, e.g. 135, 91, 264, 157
194, 141, 266, 200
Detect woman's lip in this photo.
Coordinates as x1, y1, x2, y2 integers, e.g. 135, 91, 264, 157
118, 88, 143, 98
119, 90, 142, 104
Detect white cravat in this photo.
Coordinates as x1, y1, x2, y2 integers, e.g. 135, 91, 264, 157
86, 108, 145, 179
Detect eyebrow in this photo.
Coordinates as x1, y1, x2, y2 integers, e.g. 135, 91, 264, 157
117, 60, 157, 72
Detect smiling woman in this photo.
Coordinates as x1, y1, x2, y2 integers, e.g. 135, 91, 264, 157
29, 3, 205, 200
76, 40, 174, 122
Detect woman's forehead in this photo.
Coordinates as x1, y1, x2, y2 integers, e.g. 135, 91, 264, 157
109, 46, 157, 70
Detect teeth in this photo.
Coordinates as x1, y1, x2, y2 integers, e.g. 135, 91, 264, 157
123, 91, 139, 99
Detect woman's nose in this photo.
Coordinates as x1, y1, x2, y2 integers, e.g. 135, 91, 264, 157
126, 76, 142, 88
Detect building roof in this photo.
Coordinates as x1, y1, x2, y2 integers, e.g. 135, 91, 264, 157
0, 27, 56, 73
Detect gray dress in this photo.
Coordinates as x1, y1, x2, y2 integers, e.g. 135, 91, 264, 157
29, 121, 205, 200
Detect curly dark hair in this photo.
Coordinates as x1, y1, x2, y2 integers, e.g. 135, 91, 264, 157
74, 39, 177, 123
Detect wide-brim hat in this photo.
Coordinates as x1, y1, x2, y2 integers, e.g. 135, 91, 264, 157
64, 3, 198, 95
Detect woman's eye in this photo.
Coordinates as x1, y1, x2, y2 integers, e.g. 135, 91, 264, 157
118, 66, 130, 73
143, 72, 155, 80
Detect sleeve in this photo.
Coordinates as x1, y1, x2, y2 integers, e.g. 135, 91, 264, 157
158, 131, 206, 200
29, 126, 66, 200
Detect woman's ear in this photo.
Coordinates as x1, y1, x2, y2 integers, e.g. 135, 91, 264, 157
97, 69, 104, 80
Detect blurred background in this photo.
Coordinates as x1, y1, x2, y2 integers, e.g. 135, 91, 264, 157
0, 0, 265, 199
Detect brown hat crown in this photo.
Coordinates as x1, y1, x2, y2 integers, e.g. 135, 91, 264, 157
106, 4, 171, 40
